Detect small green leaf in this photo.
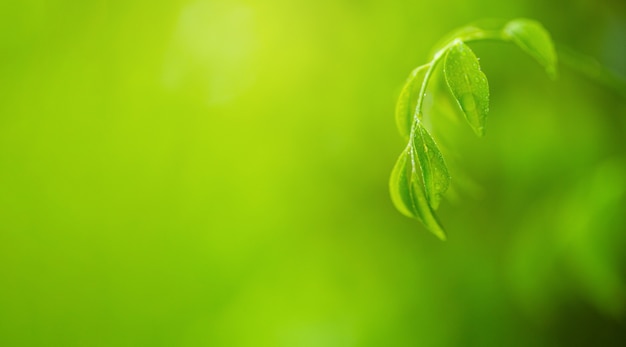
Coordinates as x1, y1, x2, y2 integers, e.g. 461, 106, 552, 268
413, 123, 450, 209
503, 18, 558, 79
395, 65, 428, 139
389, 147, 418, 218
389, 146, 447, 240
444, 40, 490, 137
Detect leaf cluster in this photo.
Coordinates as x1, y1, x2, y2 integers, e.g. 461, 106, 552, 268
390, 18, 557, 240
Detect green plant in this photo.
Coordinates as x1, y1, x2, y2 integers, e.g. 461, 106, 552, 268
390, 18, 557, 240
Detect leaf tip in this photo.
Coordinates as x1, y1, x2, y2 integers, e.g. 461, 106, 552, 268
421, 213, 447, 241
428, 221, 447, 241
546, 65, 559, 80
476, 125, 486, 137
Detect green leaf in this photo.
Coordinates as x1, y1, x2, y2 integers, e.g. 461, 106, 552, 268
389, 146, 447, 240
443, 40, 490, 137
389, 147, 418, 218
395, 65, 428, 139
413, 123, 450, 209
503, 18, 558, 79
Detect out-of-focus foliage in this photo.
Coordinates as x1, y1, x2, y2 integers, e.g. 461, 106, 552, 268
504, 18, 559, 78
1, 0, 625, 346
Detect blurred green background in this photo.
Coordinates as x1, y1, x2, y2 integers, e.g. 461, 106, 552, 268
1, 0, 625, 346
